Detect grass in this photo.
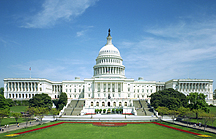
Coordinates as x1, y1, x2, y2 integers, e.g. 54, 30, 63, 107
1, 122, 216, 139
209, 106, 216, 115
0, 118, 27, 126
10, 106, 28, 113
0, 106, 29, 126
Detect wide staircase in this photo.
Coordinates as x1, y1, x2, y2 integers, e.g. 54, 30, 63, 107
63, 100, 85, 115
133, 100, 155, 116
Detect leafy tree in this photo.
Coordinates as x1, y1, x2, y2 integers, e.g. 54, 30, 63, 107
26, 107, 36, 123
12, 112, 22, 123
103, 109, 106, 113
0, 87, 4, 96
50, 108, 59, 121
34, 107, 49, 124
29, 93, 52, 109
200, 112, 212, 132
57, 92, 67, 110
178, 107, 190, 118
0, 94, 10, 110
0, 109, 9, 126
185, 110, 194, 128
168, 109, 179, 123
150, 88, 187, 110
6, 99, 14, 107
209, 114, 216, 127
187, 92, 209, 119
52, 92, 67, 110
156, 106, 169, 120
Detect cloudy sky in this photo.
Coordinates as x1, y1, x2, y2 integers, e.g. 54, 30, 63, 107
0, 0, 216, 90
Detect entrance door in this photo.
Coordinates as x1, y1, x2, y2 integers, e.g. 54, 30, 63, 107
108, 102, 110, 106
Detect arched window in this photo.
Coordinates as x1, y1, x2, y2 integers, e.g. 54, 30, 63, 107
96, 102, 99, 106
124, 102, 127, 106
91, 102, 93, 106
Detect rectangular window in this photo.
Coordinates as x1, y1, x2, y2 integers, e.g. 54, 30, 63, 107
104, 84, 106, 92
112, 84, 115, 92
98, 83, 100, 92
74, 89, 76, 93
128, 88, 130, 92
118, 84, 121, 92
142, 89, 144, 93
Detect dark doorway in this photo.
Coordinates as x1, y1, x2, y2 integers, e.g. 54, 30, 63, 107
108, 102, 110, 106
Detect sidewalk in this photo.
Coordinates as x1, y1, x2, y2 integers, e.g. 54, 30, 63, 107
163, 120, 216, 134
0, 120, 42, 134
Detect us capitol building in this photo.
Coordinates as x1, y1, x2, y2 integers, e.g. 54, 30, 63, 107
3, 30, 214, 115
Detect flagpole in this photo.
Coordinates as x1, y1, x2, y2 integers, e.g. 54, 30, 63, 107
29, 67, 31, 78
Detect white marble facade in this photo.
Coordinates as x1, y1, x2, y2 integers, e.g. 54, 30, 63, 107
3, 30, 214, 109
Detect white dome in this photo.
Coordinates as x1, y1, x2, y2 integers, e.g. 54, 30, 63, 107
98, 35, 120, 57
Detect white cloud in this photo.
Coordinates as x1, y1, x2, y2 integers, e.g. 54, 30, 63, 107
120, 19, 216, 81
22, 0, 98, 28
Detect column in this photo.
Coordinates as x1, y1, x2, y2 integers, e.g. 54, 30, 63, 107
54, 85, 56, 93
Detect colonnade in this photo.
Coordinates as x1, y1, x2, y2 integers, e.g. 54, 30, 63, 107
178, 83, 209, 91
6, 82, 38, 92
8, 93, 35, 99
96, 58, 121, 64
156, 86, 165, 92
52, 85, 62, 93
94, 67, 125, 75
95, 82, 123, 93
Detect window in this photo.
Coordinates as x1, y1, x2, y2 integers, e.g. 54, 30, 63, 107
66, 89, 67, 92
128, 88, 130, 92
79, 89, 81, 92
118, 84, 121, 92
138, 89, 139, 93
108, 84, 110, 92
91, 102, 93, 106
112, 84, 115, 92
74, 89, 76, 92
70, 89, 71, 92
119, 102, 122, 106
142, 89, 144, 93
151, 89, 152, 93
102, 102, 105, 106
147, 89, 149, 93
124, 102, 127, 106
88, 94, 90, 97
98, 83, 100, 92
119, 93, 121, 97
113, 102, 116, 106
103, 84, 106, 92
96, 102, 99, 106
70, 85, 71, 87
66, 85, 67, 87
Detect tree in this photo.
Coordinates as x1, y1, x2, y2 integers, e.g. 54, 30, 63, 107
0, 109, 9, 126
156, 107, 169, 120
26, 107, 36, 124
29, 93, 52, 109
185, 110, 194, 128
0, 87, 4, 96
6, 99, 14, 107
178, 107, 190, 119
50, 108, 59, 121
150, 88, 188, 110
0, 94, 10, 110
187, 92, 209, 119
168, 110, 179, 123
200, 112, 212, 132
12, 112, 22, 123
56, 92, 67, 110
34, 107, 49, 124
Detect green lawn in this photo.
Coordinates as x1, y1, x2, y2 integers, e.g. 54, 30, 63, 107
1, 122, 216, 139
10, 106, 28, 113
0, 118, 27, 126
209, 106, 216, 115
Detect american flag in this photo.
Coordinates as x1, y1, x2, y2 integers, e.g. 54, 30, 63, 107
29, 67, 31, 71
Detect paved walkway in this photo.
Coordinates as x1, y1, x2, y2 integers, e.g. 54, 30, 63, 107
162, 118, 216, 134
0, 120, 44, 134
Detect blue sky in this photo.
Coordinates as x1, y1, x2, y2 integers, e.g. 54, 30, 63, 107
0, 0, 216, 90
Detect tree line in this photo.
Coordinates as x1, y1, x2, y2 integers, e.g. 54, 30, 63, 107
0, 91, 67, 126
